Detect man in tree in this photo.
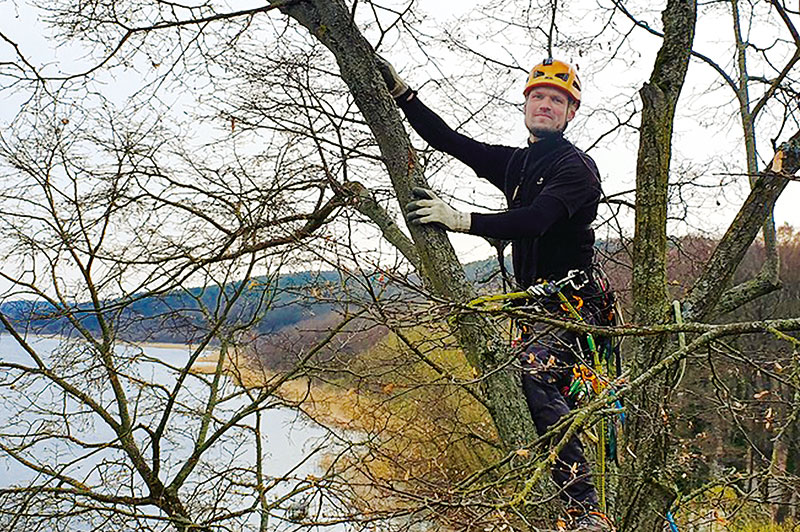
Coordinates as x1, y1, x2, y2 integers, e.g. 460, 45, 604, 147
379, 56, 613, 530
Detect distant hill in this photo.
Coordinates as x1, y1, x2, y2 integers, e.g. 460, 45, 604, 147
0, 256, 510, 343
1, 242, 639, 347
0, 270, 342, 344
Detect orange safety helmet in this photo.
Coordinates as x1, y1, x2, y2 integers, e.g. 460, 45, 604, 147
523, 58, 581, 108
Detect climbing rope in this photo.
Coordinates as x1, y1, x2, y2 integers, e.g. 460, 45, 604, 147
671, 300, 687, 391
466, 269, 591, 310
666, 510, 680, 532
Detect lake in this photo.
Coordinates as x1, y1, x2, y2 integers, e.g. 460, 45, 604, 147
0, 333, 343, 530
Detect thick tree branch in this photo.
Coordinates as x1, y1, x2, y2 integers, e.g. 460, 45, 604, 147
684, 130, 800, 321
271, 0, 536, 448
714, 268, 782, 317
342, 181, 421, 271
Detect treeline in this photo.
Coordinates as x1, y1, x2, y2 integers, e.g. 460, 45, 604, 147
0, 270, 341, 344
0, 258, 503, 346
671, 227, 800, 520
598, 226, 800, 521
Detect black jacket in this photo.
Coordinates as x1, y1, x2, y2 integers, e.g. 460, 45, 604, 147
398, 93, 602, 289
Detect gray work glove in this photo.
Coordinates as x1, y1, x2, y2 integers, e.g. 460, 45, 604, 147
406, 187, 471, 233
375, 55, 410, 98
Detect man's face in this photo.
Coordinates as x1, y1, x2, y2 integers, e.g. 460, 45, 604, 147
524, 86, 576, 141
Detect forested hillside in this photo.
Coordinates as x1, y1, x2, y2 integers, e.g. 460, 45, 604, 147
0, 258, 505, 345
0, 270, 340, 343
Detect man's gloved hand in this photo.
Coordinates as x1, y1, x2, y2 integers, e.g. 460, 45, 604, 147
375, 55, 410, 98
406, 187, 471, 233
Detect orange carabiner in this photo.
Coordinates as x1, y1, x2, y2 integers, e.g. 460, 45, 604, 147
561, 295, 584, 313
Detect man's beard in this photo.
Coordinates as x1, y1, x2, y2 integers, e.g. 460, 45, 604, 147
528, 119, 568, 139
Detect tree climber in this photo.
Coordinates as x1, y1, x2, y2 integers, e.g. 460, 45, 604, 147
378, 56, 614, 531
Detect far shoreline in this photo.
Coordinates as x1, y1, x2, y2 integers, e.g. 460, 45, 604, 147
0, 332, 219, 356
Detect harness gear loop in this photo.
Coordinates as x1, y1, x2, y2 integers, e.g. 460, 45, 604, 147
551, 283, 609, 513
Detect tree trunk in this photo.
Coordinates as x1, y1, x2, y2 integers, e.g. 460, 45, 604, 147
619, 0, 697, 529
770, 436, 789, 523
272, 0, 535, 451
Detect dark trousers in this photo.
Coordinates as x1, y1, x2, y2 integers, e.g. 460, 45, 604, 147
519, 312, 600, 511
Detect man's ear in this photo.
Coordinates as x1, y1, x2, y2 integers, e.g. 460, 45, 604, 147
566, 101, 577, 123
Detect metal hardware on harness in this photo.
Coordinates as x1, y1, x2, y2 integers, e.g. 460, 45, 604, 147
563, 268, 590, 291
466, 269, 592, 309
561, 295, 583, 313
525, 269, 589, 298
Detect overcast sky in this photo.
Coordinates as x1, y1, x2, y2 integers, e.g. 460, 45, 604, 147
1, 1, 798, 282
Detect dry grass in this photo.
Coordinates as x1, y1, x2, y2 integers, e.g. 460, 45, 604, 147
672, 487, 799, 532
191, 329, 504, 520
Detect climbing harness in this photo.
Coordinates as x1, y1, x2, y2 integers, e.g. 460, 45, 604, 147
467, 268, 591, 310
470, 268, 623, 515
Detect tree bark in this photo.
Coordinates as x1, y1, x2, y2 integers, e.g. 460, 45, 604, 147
272, 0, 535, 451
620, 0, 697, 529
684, 130, 800, 321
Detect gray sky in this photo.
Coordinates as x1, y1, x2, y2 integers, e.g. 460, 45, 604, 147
1, 0, 798, 283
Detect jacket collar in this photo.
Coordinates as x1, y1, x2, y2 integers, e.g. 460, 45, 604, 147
527, 133, 565, 154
